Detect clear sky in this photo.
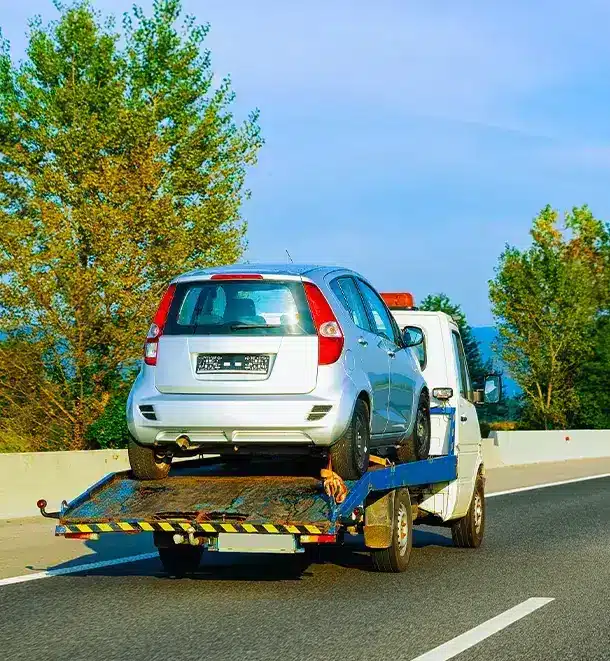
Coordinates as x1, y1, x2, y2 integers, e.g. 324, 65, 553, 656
2, 1, 610, 325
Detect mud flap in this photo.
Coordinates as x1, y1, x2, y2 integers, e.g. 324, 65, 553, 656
363, 490, 394, 549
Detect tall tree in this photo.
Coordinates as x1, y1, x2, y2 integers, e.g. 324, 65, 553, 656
419, 293, 487, 386
0, 0, 262, 448
489, 205, 609, 429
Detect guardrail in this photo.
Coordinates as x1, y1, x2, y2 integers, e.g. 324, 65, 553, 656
1, 430, 609, 518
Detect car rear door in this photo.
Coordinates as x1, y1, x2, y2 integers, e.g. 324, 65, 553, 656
328, 276, 390, 436
154, 277, 319, 395
355, 279, 414, 437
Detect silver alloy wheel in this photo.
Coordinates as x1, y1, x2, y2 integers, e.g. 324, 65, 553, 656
473, 491, 483, 535
397, 503, 410, 556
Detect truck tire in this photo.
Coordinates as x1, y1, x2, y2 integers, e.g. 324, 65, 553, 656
370, 489, 413, 573
158, 545, 203, 578
128, 438, 171, 480
451, 475, 485, 548
329, 399, 370, 480
397, 391, 431, 463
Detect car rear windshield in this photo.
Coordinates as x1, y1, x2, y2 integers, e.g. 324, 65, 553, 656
164, 279, 316, 336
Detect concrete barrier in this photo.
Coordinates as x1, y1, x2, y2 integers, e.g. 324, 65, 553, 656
0, 449, 131, 519
2, 429, 609, 518
482, 429, 610, 469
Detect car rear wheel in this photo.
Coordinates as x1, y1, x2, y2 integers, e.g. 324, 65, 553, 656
128, 438, 172, 480
329, 399, 370, 480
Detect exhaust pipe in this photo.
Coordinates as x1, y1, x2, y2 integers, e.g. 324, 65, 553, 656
175, 434, 191, 450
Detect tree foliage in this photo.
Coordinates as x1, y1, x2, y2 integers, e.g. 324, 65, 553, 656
0, 0, 262, 449
489, 205, 610, 429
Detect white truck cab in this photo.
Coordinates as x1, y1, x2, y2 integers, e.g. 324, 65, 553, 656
381, 293, 501, 524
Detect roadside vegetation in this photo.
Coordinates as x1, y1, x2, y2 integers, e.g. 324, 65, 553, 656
0, 2, 608, 451
0, 0, 262, 451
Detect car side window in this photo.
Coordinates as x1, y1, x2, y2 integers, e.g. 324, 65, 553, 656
329, 277, 370, 331
451, 330, 471, 399
356, 279, 398, 343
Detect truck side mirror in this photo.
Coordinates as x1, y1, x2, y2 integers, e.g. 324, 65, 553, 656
402, 326, 424, 348
483, 374, 502, 404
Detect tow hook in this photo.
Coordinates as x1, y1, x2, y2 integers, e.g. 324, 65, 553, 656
37, 499, 62, 519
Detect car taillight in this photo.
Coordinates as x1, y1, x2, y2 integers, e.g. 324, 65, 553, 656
303, 282, 344, 365
144, 284, 177, 366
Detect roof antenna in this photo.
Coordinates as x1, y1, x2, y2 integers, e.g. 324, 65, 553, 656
285, 249, 294, 263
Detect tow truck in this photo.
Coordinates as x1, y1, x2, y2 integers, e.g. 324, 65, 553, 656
38, 293, 500, 574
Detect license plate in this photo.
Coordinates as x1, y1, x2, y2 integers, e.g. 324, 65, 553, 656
217, 533, 297, 554
196, 354, 270, 374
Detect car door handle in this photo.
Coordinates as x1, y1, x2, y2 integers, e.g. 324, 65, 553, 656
357, 337, 368, 347
460, 415, 468, 422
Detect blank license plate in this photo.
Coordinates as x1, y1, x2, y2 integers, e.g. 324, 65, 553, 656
217, 533, 297, 554
196, 354, 270, 374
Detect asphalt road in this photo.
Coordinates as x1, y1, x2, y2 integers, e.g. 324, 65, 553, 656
0, 476, 608, 661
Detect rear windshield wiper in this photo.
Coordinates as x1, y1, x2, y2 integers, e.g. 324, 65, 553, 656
230, 323, 274, 331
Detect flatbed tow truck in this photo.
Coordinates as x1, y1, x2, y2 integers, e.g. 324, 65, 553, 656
37, 297, 501, 574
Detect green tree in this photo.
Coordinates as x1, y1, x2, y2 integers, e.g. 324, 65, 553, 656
419, 293, 487, 386
489, 205, 609, 429
0, 0, 262, 449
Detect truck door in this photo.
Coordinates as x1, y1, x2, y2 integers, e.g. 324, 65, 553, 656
450, 330, 481, 484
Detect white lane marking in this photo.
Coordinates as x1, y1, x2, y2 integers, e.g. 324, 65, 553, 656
487, 472, 610, 498
0, 552, 158, 588
409, 597, 554, 661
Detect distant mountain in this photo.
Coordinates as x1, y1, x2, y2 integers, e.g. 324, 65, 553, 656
472, 326, 520, 397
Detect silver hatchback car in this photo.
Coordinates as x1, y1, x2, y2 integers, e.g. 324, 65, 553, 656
127, 264, 430, 480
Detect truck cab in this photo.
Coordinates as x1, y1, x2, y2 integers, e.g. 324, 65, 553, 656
381, 293, 501, 523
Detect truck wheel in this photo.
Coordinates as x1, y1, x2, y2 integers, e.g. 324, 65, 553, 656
128, 438, 171, 480
158, 545, 203, 578
370, 489, 413, 573
451, 475, 485, 548
396, 391, 431, 463
329, 399, 370, 480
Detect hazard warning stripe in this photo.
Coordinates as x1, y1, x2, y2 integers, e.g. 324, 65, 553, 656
60, 522, 323, 535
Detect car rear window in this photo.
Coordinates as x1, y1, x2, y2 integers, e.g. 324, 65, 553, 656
164, 280, 316, 336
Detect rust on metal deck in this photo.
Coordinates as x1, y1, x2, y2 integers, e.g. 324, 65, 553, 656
61, 459, 336, 530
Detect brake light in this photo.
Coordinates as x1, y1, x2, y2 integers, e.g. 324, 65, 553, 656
144, 284, 177, 366
380, 292, 415, 309
210, 274, 263, 280
303, 282, 344, 365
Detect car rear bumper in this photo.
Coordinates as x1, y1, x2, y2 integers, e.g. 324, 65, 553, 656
127, 391, 356, 449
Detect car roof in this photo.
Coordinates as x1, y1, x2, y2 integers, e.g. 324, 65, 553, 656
177, 262, 353, 280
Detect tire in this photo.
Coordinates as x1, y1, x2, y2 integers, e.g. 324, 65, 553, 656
370, 489, 413, 573
158, 545, 203, 578
397, 391, 431, 463
128, 438, 171, 480
451, 474, 485, 548
329, 400, 370, 480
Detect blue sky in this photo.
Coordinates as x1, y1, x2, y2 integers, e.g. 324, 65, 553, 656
2, 1, 610, 325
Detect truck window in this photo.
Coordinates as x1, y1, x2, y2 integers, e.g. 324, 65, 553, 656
356, 279, 401, 344
329, 277, 371, 332
451, 330, 471, 399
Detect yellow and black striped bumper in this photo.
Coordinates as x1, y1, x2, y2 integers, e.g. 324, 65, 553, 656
57, 521, 324, 535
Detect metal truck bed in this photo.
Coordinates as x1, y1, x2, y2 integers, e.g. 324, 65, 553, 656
52, 408, 457, 538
